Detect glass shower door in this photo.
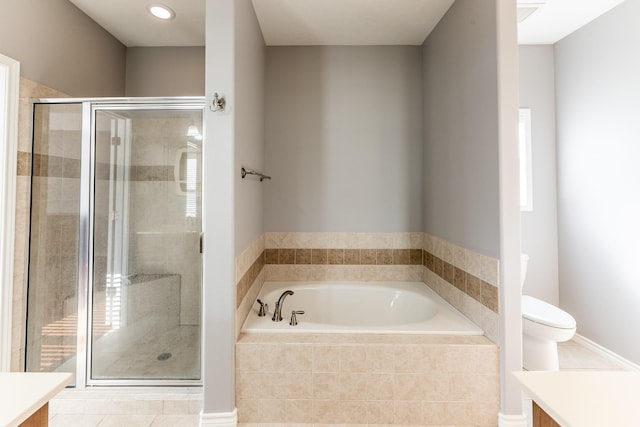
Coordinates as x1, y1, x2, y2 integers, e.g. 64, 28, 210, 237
25, 103, 83, 386
89, 106, 203, 382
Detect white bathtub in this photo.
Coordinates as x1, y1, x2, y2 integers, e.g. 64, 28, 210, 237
241, 281, 484, 335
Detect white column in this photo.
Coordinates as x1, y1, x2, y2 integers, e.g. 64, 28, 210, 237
496, 0, 526, 425
0, 53, 19, 372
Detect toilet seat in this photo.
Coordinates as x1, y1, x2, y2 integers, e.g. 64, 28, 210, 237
522, 295, 576, 329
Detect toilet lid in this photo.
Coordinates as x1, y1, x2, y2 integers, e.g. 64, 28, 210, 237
522, 295, 576, 329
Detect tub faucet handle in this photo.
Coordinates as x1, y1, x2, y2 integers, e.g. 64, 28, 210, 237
256, 299, 268, 317
289, 310, 305, 326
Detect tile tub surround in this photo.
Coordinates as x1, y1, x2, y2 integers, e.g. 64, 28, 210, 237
236, 232, 500, 342
236, 235, 267, 338
264, 247, 497, 312
236, 333, 499, 425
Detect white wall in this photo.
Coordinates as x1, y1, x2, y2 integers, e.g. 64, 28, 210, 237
0, 0, 125, 96
0, 53, 19, 371
555, 0, 640, 364
518, 45, 560, 304
125, 47, 205, 97
264, 46, 424, 233
422, 0, 500, 259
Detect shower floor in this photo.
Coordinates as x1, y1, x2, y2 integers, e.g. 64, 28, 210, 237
92, 325, 201, 380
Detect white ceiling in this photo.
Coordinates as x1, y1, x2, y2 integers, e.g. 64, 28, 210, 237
518, 0, 625, 45
251, 0, 455, 46
67, 0, 625, 47
68, 0, 206, 47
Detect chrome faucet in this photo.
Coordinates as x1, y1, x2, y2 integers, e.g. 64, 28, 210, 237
272, 290, 294, 322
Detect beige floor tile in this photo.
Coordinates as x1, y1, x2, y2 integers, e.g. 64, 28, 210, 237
558, 340, 624, 370
49, 414, 104, 427
149, 414, 200, 427
97, 415, 155, 427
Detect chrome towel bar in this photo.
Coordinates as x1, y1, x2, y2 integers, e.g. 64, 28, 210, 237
241, 167, 271, 182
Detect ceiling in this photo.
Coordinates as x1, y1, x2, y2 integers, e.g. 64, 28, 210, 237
251, 0, 454, 46
68, 0, 206, 47
67, 0, 626, 47
517, 0, 625, 45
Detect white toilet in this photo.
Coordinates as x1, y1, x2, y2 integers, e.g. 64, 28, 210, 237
521, 254, 577, 371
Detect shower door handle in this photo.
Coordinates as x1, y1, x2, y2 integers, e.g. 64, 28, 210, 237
200, 232, 204, 254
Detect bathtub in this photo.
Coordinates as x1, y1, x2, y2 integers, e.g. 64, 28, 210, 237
241, 281, 484, 335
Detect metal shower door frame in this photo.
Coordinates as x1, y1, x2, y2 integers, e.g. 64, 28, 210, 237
36, 97, 205, 388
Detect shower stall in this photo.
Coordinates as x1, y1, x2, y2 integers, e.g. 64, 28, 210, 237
24, 98, 204, 386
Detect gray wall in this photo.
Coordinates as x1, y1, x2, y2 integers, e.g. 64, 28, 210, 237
264, 46, 423, 232
0, 0, 125, 96
518, 46, 560, 304
234, 0, 266, 253
202, 0, 235, 414
422, 0, 500, 258
125, 47, 205, 97
555, 0, 640, 364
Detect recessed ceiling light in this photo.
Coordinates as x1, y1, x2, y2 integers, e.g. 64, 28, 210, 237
147, 4, 176, 20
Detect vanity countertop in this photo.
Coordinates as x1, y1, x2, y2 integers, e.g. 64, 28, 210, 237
513, 371, 640, 427
0, 372, 72, 427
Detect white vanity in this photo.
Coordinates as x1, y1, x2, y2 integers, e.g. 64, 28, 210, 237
0, 372, 72, 427
514, 371, 640, 426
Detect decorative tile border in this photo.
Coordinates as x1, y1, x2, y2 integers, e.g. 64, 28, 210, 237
265, 248, 423, 266
17, 151, 81, 178
265, 232, 424, 250
235, 235, 267, 337
131, 165, 175, 182
236, 251, 265, 308
16, 151, 30, 176
18, 150, 181, 182
424, 250, 498, 313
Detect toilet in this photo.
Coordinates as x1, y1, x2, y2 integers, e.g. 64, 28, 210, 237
521, 254, 577, 371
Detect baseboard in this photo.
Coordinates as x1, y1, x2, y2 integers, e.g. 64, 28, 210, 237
498, 412, 528, 427
200, 409, 237, 427
573, 334, 640, 371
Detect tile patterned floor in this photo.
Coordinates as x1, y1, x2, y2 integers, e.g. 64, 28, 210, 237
49, 414, 200, 427
49, 387, 202, 427
558, 339, 627, 371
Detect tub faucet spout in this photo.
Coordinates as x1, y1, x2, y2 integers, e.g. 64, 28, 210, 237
272, 290, 294, 322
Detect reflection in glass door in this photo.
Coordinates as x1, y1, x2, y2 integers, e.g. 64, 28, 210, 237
90, 106, 202, 382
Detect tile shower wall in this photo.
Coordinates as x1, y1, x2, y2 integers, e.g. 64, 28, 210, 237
127, 116, 202, 326
12, 79, 72, 371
